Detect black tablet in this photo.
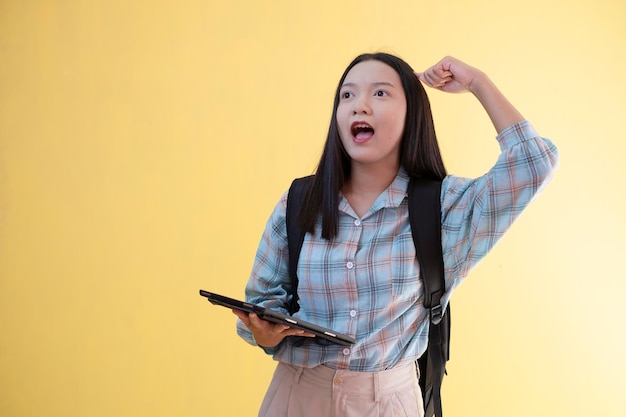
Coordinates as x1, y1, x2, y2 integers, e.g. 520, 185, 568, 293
199, 290, 356, 346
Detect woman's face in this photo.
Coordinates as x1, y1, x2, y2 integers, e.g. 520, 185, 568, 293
336, 60, 407, 170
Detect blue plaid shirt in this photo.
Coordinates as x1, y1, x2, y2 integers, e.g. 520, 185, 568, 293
237, 121, 558, 372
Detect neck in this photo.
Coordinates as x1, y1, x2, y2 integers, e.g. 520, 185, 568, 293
342, 161, 399, 217
348, 162, 399, 194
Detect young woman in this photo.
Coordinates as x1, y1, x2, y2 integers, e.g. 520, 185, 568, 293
233, 53, 558, 417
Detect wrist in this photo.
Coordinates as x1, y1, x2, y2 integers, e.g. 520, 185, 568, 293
469, 72, 525, 133
468, 70, 492, 97
253, 333, 283, 349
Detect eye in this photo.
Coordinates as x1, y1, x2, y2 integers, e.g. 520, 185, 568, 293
341, 91, 353, 99
375, 90, 388, 97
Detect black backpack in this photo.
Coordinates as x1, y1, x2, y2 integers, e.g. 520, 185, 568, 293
285, 176, 451, 417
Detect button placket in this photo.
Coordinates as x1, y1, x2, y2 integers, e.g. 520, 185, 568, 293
344, 215, 361, 346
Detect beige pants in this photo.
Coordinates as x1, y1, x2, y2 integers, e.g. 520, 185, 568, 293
258, 362, 424, 417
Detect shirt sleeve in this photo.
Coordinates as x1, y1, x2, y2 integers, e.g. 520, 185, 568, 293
440, 120, 559, 286
236, 190, 292, 354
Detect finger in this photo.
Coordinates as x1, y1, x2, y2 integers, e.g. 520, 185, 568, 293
434, 68, 453, 79
435, 76, 453, 87
419, 70, 435, 87
248, 313, 289, 333
232, 309, 250, 326
423, 71, 450, 89
248, 312, 264, 327
283, 328, 316, 338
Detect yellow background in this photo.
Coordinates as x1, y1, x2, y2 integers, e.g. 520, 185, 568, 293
1, 1, 625, 416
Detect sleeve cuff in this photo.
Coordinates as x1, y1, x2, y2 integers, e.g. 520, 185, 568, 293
496, 120, 539, 151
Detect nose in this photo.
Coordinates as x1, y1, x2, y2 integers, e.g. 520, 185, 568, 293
352, 95, 371, 115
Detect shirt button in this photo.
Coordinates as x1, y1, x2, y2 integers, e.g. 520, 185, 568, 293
343, 348, 351, 356
334, 377, 343, 386
354, 219, 361, 226
350, 310, 357, 318
346, 262, 354, 269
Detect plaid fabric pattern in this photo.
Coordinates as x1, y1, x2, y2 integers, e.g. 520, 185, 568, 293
237, 121, 558, 372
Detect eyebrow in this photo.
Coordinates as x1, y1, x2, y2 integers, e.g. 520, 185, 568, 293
340, 81, 397, 89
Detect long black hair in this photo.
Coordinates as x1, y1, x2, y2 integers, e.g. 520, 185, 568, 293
297, 52, 447, 240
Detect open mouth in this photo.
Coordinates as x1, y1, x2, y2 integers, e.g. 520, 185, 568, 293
351, 122, 375, 140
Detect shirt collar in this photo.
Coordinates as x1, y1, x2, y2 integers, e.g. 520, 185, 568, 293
373, 167, 410, 210
339, 167, 410, 217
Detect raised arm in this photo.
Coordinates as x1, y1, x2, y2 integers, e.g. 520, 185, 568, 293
416, 56, 524, 133
416, 57, 559, 286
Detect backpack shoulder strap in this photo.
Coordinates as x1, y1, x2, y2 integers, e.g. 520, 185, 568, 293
407, 178, 445, 318
285, 175, 314, 314
408, 178, 448, 417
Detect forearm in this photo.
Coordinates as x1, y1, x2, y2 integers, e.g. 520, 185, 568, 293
469, 71, 525, 134
418, 56, 526, 133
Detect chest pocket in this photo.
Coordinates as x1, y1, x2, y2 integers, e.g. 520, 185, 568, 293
390, 232, 421, 298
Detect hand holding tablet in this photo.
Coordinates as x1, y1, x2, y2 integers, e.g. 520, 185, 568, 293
199, 290, 356, 346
